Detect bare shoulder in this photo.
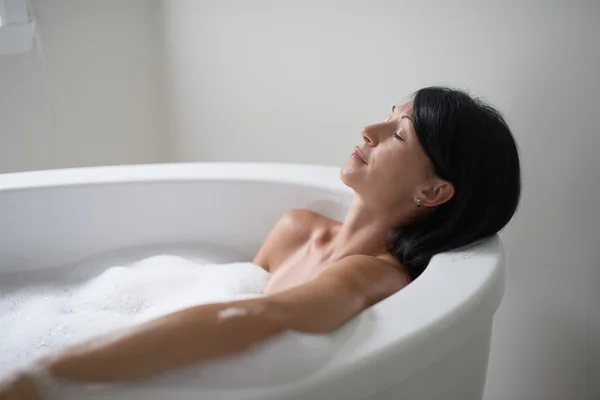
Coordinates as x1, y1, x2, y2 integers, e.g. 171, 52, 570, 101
277, 208, 328, 232
322, 254, 412, 307
252, 209, 332, 271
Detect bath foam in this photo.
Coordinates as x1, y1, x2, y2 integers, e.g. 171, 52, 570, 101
0, 254, 339, 388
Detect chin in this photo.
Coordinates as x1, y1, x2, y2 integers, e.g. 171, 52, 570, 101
340, 163, 358, 188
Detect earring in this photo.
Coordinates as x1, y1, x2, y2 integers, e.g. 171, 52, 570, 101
415, 198, 421, 208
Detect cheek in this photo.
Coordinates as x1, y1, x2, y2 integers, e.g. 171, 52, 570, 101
378, 146, 413, 177
376, 148, 423, 190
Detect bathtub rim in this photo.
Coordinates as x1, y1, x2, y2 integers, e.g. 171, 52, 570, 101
0, 162, 353, 195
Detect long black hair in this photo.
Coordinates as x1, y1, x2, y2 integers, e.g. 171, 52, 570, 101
388, 87, 521, 279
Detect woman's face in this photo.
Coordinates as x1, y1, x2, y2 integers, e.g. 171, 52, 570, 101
341, 102, 436, 211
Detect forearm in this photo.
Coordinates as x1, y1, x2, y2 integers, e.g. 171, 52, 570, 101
40, 298, 284, 383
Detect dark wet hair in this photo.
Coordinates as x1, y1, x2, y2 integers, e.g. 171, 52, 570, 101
388, 86, 521, 280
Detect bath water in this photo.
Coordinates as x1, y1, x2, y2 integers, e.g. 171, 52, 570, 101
0, 253, 270, 375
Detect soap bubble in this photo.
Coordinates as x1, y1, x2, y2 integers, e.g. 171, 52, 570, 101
0, 253, 269, 375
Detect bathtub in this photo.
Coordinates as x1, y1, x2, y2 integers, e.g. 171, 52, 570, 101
0, 162, 505, 400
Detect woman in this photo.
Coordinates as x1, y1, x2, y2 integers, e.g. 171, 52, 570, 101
0, 86, 521, 399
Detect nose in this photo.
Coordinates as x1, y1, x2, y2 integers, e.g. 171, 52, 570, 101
361, 122, 386, 147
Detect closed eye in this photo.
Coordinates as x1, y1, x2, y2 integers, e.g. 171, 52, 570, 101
393, 131, 405, 141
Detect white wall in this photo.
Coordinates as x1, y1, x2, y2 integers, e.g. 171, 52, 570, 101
0, 0, 167, 174
161, 1, 600, 399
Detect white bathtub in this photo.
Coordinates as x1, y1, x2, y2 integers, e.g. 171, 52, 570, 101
0, 162, 505, 400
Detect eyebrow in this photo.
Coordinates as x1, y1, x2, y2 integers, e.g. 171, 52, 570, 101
392, 106, 414, 123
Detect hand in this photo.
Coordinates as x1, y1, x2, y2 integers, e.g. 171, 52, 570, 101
0, 371, 45, 400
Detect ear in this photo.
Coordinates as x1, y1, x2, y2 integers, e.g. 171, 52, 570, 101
418, 178, 455, 207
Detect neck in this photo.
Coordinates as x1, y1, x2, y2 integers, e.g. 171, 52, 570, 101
326, 196, 405, 261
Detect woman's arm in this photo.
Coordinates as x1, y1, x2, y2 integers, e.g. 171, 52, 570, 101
40, 300, 281, 383
9, 255, 409, 388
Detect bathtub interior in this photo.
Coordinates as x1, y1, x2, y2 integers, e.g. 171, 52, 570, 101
0, 180, 350, 274
0, 163, 505, 400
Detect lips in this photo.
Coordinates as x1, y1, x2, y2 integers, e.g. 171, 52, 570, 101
352, 147, 367, 164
